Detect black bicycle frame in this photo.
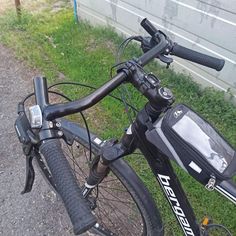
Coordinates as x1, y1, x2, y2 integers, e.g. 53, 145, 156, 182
31, 78, 200, 235
130, 107, 200, 236
57, 108, 200, 235
58, 110, 236, 236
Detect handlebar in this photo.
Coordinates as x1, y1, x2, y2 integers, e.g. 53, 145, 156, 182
43, 37, 169, 120
43, 71, 128, 120
38, 18, 225, 121
141, 18, 225, 71
171, 43, 225, 71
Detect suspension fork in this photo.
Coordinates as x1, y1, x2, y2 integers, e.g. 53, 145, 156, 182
82, 128, 138, 197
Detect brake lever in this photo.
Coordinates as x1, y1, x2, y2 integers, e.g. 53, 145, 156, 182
158, 54, 173, 68
21, 149, 35, 194
15, 107, 38, 194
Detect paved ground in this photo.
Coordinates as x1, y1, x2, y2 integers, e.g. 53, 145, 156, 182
0, 44, 76, 235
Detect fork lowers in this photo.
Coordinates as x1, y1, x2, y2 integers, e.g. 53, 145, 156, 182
83, 133, 137, 197
82, 157, 110, 197
89, 158, 109, 185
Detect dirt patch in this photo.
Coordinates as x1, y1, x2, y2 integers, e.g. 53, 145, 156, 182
0, 0, 72, 14
104, 40, 117, 55
0, 0, 14, 14
0, 43, 76, 235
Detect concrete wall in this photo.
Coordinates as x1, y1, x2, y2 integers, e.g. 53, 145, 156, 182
77, 0, 236, 96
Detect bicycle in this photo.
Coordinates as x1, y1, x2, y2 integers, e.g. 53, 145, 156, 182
15, 18, 236, 236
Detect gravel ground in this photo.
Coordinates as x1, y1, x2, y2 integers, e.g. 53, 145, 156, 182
0, 44, 82, 236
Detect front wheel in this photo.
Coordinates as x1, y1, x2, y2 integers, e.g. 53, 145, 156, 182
35, 136, 163, 236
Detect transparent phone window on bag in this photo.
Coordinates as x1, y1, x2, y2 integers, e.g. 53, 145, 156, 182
172, 111, 235, 173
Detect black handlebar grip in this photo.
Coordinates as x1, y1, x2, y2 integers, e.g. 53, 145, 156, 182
171, 43, 225, 71
141, 18, 158, 37
39, 139, 96, 235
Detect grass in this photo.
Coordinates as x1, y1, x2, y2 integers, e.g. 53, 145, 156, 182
1, 9, 236, 235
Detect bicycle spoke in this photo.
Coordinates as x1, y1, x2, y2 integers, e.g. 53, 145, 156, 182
67, 154, 87, 179
98, 192, 138, 222
83, 148, 90, 164
98, 184, 130, 193
100, 177, 120, 184
96, 200, 119, 231
98, 196, 136, 210
65, 146, 88, 178
98, 185, 132, 203
98, 191, 135, 235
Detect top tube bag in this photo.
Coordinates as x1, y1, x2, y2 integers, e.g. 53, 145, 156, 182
146, 104, 236, 186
